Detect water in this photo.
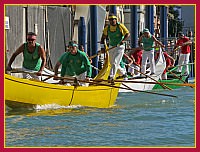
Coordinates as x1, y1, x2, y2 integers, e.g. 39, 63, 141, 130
5, 87, 195, 147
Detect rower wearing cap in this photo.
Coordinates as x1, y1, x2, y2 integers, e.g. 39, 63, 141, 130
6, 32, 46, 80
100, 13, 130, 83
54, 40, 92, 85
173, 32, 192, 76
138, 28, 165, 76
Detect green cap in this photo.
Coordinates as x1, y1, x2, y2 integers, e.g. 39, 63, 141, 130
68, 41, 78, 47
143, 28, 149, 33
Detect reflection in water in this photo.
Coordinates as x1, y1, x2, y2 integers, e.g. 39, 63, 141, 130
5, 103, 119, 117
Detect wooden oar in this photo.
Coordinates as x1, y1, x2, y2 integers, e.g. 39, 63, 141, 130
89, 80, 177, 98
9, 69, 195, 88
122, 83, 177, 98
9, 70, 89, 84
9, 69, 36, 74
92, 79, 195, 88
126, 46, 166, 51
90, 65, 100, 71
140, 70, 171, 90
24, 72, 177, 98
158, 82, 195, 87
89, 46, 117, 59
168, 63, 194, 73
42, 75, 54, 82
173, 46, 181, 52
166, 69, 194, 88
9, 69, 54, 82
176, 63, 194, 67
172, 63, 194, 69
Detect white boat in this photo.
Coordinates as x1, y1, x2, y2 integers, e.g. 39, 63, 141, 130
119, 48, 166, 92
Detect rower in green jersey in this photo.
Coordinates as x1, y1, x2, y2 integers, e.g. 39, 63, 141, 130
100, 13, 130, 83
138, 28, 165, 76
54, 41, 92, 86
6, 32, 46, 80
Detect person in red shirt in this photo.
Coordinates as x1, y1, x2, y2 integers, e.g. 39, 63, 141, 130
173, 32, 192, 76
155, 51, 175, 80
128, 47, 143, 76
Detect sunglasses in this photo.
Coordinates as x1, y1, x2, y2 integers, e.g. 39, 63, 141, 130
27, 39, 36, 41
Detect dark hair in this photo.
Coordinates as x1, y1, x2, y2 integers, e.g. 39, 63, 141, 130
68, 40, 77, 45
27, 32, 37, 36
139, 32, 143, 37
178, 32, 184, 36
79, 45, 84, 50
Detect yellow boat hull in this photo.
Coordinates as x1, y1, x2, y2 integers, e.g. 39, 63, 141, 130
5, 74, 120, 108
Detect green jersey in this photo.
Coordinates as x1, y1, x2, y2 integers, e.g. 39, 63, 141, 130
23, 42, 41, 71
59, 50, 92, 77
142, 34, 154, 51
108, 23, 124, 46
102, 22, 129, 46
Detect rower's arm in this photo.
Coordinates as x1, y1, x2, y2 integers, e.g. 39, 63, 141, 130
54, 61, 61, 76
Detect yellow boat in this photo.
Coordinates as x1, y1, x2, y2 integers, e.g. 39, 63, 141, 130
5, 53, 121, 109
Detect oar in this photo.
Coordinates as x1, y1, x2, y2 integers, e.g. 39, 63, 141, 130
126, 46, 166, 51
93, 79, 195, 88
9, 69, 54, 82
46, 73, 194, 88
122, 83, 177, 98
166, 69, 194, 88
42, 75, 54, 82
139, 69, 172, 90
127, 63, 172, 90
173, 63, 194, 69
9, 69, 36, 74
159, 82, 195, 87
168, 63, 194, 73
35, 73, 178, 98
89, 80, 177, 98
9, 69, 194, 88
173, 46, 181, 52
90, 65, 100, 71
89, 46, 117, 59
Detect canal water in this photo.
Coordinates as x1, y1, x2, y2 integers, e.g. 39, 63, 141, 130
5, 86, 195, 147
